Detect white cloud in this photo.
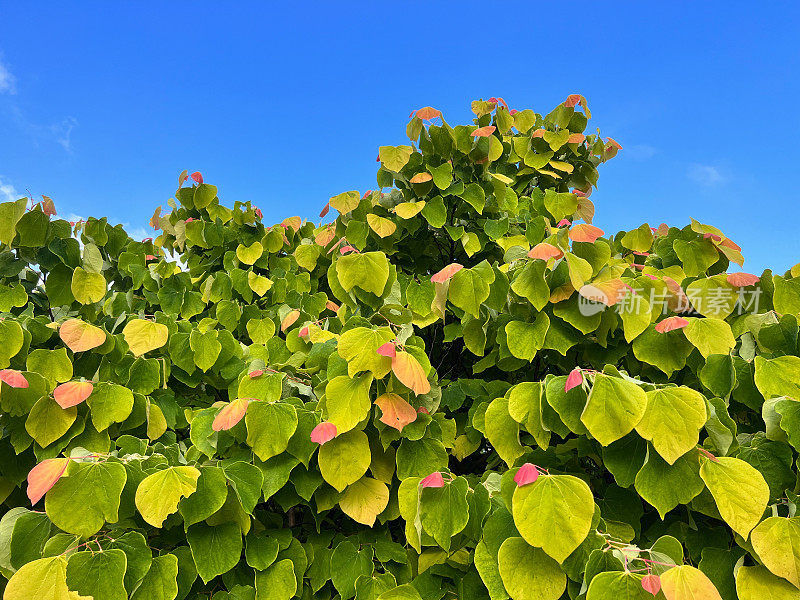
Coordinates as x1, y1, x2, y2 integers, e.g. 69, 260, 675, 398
0, 57, 16, 94
51, 117, 78, 152
0, 176, 21, 202
688, 164, 725, 186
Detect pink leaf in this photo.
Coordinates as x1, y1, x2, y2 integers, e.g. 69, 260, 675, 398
514, 463, 539, 487
557, 218, 572, 227
299, 326, 310, 338
565, 368, 583, 392
53, 381, 93, 409
655, 316, 689, 333
377, 342, 397, 357
339, 245, 358, 254
641, 574, 661, 596
310, 422, 337, 445
431, 263, 464, 284
190, 171, 203, 184
414, 107, 442, 120
254, 208, 263, 219
212, 398, 249, 431
0, 369, 28, 389
420, 472, 444, 488
249, 369, 264, 378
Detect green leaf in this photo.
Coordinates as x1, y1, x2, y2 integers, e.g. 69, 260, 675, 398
750, 516, 800, 587
26, 396, 77, 447
179, 466, 228, 526
512, 473, 594, 562
135, 466, 201, 527
337, 252, 390, 296
122, 319, 169, 357
635, 387, 708, 464
755, 355, 800, 399
634, 448, 704, 518
45, 461, 127, 538
379, 145, 413, 172
498, 536, 566, 600
699, 456, 769, 538
632, 325, 694, 376
71, 267, 106, 304
331, 540, 374, 600
511, 261, 549, 310
130, 554, 179, 600
449, 268, 490, 318
0, 198, 27, 246
585, 571, 652, 600
188, 522, 243, 583
86, 383, 134, 431
190, 329, 221, 372
324, 374, 373, 434
485, 398, 524, 467
0, 319, 24, 368
246, 402, 298, 461
581, 375, 648, 446
505, 313, 549, 361
684, 318, 736, 358
319, 429, 371, 492
419, 477, 470, 551
736, 565, 800, 600
338, 476, 389, 527
255, 558, 296, 600
4, 556, 92, 600
66, 549, 128, 600
337, 327, 395, 378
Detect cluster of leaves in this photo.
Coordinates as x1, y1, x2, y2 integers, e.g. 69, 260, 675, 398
0, 95, 798, 600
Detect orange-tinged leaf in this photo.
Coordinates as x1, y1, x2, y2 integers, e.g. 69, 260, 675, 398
281, 216, 302, 232
41, 195, 56, 216
311, 421, 337, 445
212, 398, 249, 431
0, 369, 28, 388
319, 202, 331, 218
315, 225, 336, 247
727, 272, 759, 287
576, 197, 595, 223
531, 129, 546, 138
53, 381, 93, 409
431, 263, 464, 283
655, 316, 689, 333
27, 458, 69, 505
410, 172, 433, 184
375, 393, 417, 432
719, 237, 741, 251
249, 369, 264, 378
178, 170, 188, 187
190, 171, 204, 184
391, 351, 431, 396
59, 318, 106, 352
415, 106, 442, 120
377, 342, 396, 357
550, 283, 575, 303
325, 300, 340, 312
569, 223, 604, 243
527, 243, 563, 261
281, 310, 300, 332
579, 279, 628, 307
471, 126, 496, 137
564, 94, 582, 108
567, 133, 586, 144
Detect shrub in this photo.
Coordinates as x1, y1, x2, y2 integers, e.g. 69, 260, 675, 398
0, 95, 795, 600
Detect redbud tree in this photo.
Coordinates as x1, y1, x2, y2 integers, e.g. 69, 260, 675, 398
0, 95, 796, 600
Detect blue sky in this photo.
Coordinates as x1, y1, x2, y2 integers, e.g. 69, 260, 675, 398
0, 1, 797, 272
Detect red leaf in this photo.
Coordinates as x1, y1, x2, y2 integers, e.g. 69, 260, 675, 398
655, 316, 689, 333
53, 381, 93, 409
564, 94, 582, 108
185, 217, 194, 223
727, 272, 759, 287
254, 207, 263, 219
528, 243, 564, 261
514, 463, 539, 487
27, 458, 69, 505
417, 406, 430, 414
299, 326, 310, 338
339, 245, 358, 255
569, 224, 605, 243
249, 369, 264, 378
190, 171, 204, 185
703, 232, 722, 242
319, 202, 331, 218
420, 472, 444, 488
565, 368, 583, 392
310, 421, 337, 445
471, 126, 496, 137
415, 107, 442, 120
641, 574, 661, 596
572, 189, 587, 197
431, 263, 464, 284
212, 398, 249, 431
0, 369, 28, 389
375, 393, 417, 432
509, 109, 519, 115
41, 195, 57, 216
377, 342, 397, 357
145, 255, 157, 261
720, 238, 742, 251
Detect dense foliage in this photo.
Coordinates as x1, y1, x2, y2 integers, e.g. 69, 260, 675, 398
0, 95, 797, 600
